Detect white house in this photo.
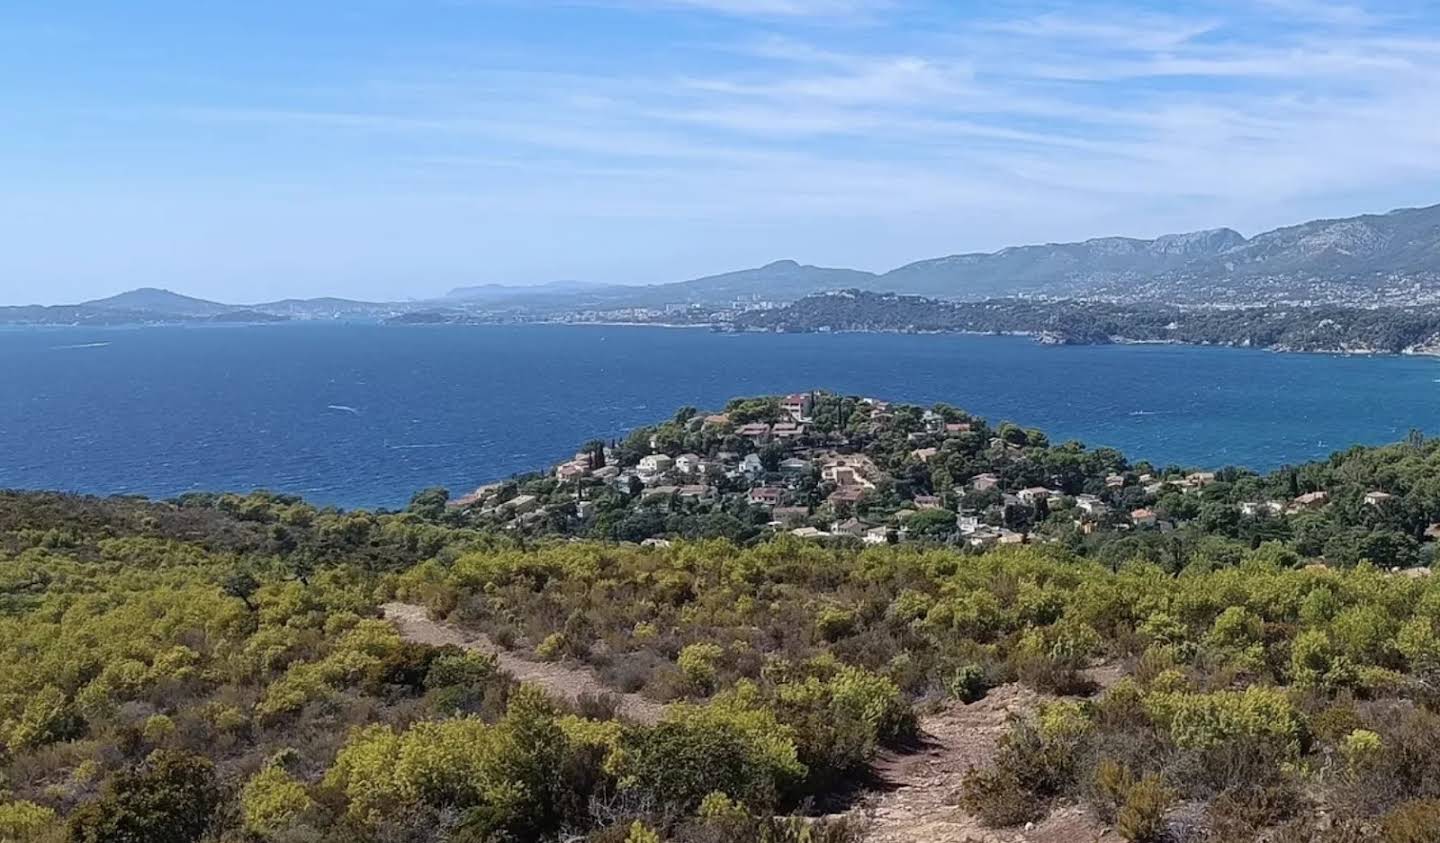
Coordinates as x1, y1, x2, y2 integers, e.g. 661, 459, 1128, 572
637, 454, 674, 476
791, 526, 831, 540
782, 392, 814, 421
971, 473, 1001, 492
1241, 500, 1285, 517
500, 495, 538, 515
1365, 491, 1396, 507
1018, 487, 1052, 505
863, 526, 892, 545
749, 486, 784, 507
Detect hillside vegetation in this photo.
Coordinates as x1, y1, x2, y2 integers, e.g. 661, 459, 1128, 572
5, 399, 1440, 841
735, 291, 1440, 354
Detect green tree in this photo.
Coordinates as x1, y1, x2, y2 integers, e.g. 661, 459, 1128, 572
407, 487, 450, 520
68, 750, 221, 843
221, 569, 260, 611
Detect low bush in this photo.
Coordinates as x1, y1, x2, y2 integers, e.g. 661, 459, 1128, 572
960, 767, 1044, 828
1114, 774, 1172, 843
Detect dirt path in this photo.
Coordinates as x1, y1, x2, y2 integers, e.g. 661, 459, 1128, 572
382, 602, 665, 726
387, 601, 1117, 842
860, 683, 1122, 843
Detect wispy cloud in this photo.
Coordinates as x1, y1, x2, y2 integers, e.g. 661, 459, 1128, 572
981, 11, 1222, 52
1252, 0, 1380, 27
587, 0, 892, 19
179, 0, 1440, 228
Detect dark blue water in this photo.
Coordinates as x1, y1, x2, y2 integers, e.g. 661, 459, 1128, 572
3, 323, 1438, 509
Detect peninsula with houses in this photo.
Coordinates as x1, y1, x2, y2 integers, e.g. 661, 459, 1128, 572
443, 390, 1440, 571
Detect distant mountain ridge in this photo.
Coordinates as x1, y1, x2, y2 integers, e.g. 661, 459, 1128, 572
874, 227, 1252, 298
517, 202, 1440, 307
444, 280, 602, 302
8, 201, 1440, 323
601, 260, 877, 306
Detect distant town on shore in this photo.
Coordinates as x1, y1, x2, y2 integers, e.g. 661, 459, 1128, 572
12, 201, 1440, 358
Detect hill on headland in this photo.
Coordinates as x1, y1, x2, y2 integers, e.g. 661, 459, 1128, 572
81, 287, 234, 318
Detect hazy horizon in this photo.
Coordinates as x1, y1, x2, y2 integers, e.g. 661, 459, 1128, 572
5, 0, 1440, 305
7, 192, 1440, 308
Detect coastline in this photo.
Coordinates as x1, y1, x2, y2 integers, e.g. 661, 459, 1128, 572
12, 316, 1440, 359
15, 316, 1440, 359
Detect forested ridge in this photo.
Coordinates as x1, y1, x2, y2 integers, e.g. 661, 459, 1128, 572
734, 291, 1440, 354
6, 402, 1440, 841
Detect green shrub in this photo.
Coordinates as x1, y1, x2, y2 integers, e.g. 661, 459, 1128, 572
964, 710, 1086, 827
960, 767, 1044, 828
0, 801, 57, 842
815, 607, 858, 643
1090, 758, 1134, 823
1115, 774, 1172, 842
240, 757, 319, 837
536, 633, 568, 662
678, 643, 726, 695
67, 750, 221, 843
769, 666, 912, 791
424, 648, 498, 690
943, 663, 988, 703
626, 821, 662, 843
624, 687, 805, 812
1143, 686, 1304, 753
325, 686, 570, 837
8, 686, 84, 751
1342, 729, 1383, 771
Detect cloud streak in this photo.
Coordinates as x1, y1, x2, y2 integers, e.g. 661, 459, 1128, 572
584, 0, 892, 19
178, 1, 1440, 243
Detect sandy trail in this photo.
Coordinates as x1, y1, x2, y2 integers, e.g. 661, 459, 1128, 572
382, 602, 665, 726
386, 601, 1118, 842
860, 676, 1123, 843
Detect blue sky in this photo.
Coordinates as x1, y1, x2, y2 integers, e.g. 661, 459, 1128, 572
4, 0, 1440, 304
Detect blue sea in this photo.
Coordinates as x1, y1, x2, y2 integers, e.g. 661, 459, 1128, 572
3, 323, 1438, 509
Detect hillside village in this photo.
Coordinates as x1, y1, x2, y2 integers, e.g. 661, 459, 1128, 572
445, 391, 1440, 569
